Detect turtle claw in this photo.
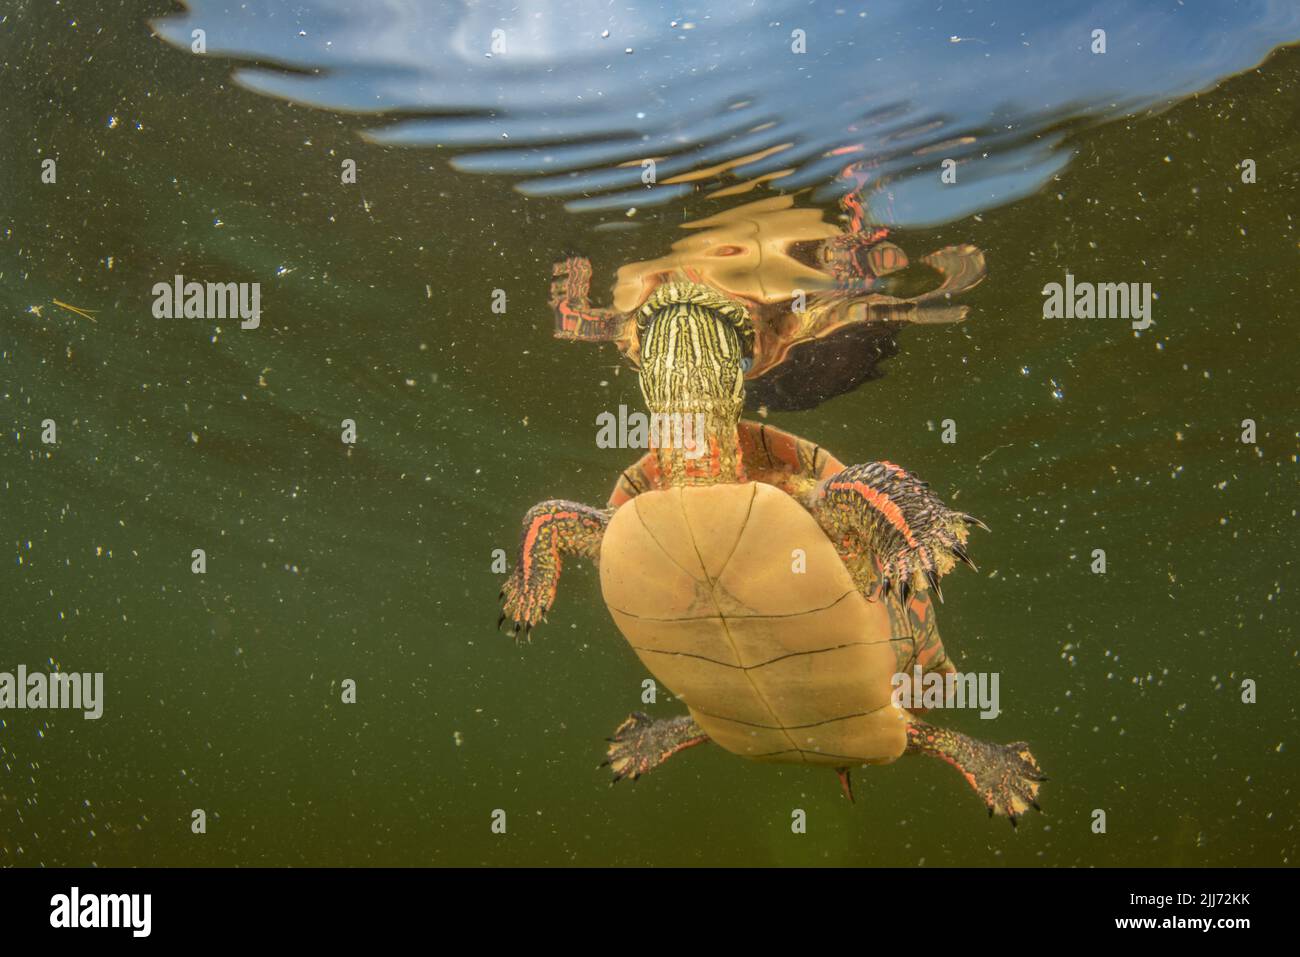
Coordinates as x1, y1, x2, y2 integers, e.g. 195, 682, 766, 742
951, 544, 978, 572
962, 513, 990, 533
924, 569, 943, 602
977, 742, 1046, 824
499, 565, 556, 640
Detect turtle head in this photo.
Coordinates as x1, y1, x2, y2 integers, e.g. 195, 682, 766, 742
635, 281, 754, 426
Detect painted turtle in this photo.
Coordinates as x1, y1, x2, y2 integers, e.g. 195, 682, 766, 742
500, 280, 1044, 821
549, 181, 985, 410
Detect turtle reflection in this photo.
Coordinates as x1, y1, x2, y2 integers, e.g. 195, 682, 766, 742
550, 187, 985, 410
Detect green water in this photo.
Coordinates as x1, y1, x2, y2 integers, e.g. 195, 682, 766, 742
1, 4, 1296, 866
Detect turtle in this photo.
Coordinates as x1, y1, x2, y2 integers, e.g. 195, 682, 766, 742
499, 281, 1046, 823
548, 169, 986, 411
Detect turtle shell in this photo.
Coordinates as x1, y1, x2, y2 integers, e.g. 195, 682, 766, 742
599, 481, 909, 766
609, 196, 838, 315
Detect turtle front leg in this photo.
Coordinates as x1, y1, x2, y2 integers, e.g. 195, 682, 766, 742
601, 713, 710, 783
905, 716, 1046, 825
499, 500, 611, 640
804, 461, 984, 604
550, 256, 633, 344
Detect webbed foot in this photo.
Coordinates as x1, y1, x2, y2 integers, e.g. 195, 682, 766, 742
601, 713, 709, 783
906, 718, 1046, 825
498, 566, 554, 642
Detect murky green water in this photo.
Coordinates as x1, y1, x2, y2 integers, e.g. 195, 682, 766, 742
1, 2, 1296, 866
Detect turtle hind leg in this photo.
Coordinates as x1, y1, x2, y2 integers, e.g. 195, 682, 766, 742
905, 716, 1046, 826
601, 713, 709, 783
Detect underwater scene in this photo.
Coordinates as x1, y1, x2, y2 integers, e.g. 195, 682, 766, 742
1, 0, 1297, 870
